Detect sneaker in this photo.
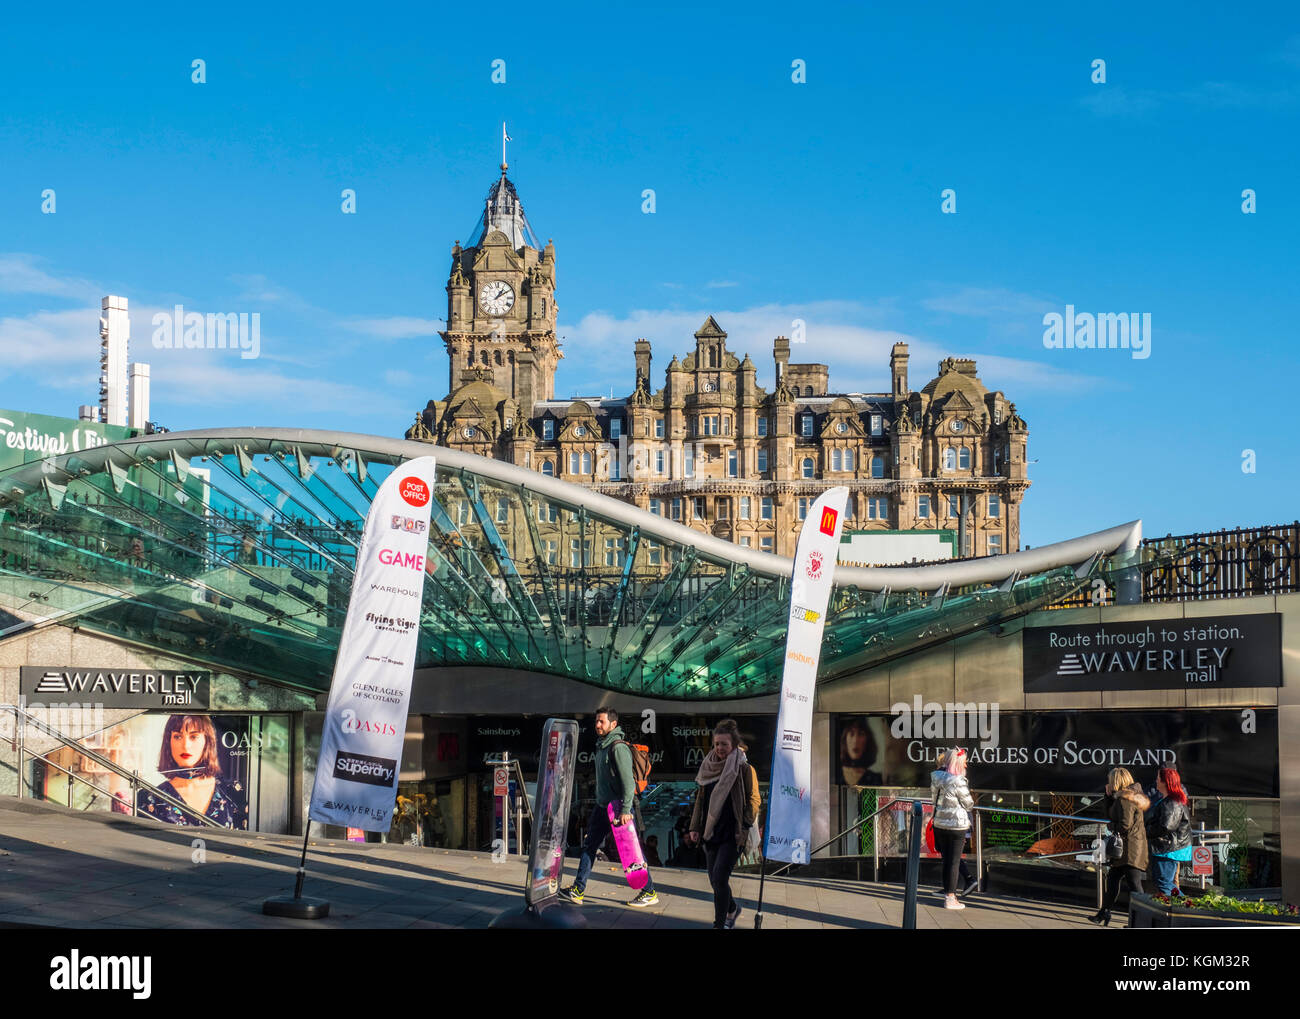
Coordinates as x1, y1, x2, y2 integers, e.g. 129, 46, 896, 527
558, 885, 585, 905
958, 876, 979, 897
943, 894, 965, 910
725, 903, 742, 929
628, 889, 659, 908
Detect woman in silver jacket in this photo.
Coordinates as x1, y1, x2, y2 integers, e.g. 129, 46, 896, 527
931, 748, 975, 910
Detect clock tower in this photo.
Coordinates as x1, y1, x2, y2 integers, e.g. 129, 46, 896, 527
443, 163, 561, 415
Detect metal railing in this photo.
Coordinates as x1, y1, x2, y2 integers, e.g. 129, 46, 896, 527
0, 703, 222, 828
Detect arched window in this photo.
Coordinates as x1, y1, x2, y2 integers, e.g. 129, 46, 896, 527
958, 447, 971, 469
802, 457, 815, 479
943, 447, 956, 471
480, 349, 489, 365
805, 386, 814, 397
844, 449, 855, 471
494, 350, 503, 366
582, 451, 592, 474
871, 456, 884, 479
541, 461, 554, 477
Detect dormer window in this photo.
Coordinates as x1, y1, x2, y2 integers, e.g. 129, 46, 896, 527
542, 419, 554, 440
801, 414, 814, 437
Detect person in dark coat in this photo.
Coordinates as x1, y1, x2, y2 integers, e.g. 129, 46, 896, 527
1090, 766, 1150, 926
1145, 767, 1193, 896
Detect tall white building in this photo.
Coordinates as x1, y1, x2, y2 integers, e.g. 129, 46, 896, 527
98, 296, 130, 427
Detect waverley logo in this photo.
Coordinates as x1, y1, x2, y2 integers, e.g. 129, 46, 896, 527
50, 950, 151, 999
890, 695, 1001, 749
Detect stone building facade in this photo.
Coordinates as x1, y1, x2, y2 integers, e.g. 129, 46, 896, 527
407, 168, 1029, 560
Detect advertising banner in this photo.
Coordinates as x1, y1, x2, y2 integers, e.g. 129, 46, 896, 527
525, 718, 580, 906
0, 407, 131, 473
766, 486, 848, 864
832, 709, 1279, 798
21, 666, 210, 710
1023, 613, 1282, 692
309, 458, 436, 831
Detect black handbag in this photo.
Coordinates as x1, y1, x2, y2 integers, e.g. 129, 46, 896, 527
1104, 829, 1124, 861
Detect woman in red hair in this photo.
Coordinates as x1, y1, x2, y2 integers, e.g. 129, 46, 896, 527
1145, 767, 1193, 896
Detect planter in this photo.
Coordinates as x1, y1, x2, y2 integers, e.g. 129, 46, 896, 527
1129, 892, 1300, 928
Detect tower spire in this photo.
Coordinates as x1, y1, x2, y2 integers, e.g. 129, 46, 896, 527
501, 121, 511, 172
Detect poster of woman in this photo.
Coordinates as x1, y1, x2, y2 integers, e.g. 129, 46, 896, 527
134, 714, 248, 829
837, 715, 888, 786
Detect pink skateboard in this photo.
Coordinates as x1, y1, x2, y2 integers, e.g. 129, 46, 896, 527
606, 803, 649, 890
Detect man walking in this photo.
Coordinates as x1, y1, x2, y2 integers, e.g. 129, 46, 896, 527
561, 706, 659, 907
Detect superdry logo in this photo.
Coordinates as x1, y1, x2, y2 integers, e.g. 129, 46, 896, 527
781, 729, 803, 751
780, 784, 806, 801
332, 751, 397, 787
398, 476, 430, 507
804, 549, 824, 580
377, 548, 426, 571
790, 604, 820, 624
390, 514, 427, 534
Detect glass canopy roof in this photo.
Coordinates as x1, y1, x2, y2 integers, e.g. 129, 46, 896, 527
0, 429, 1148, 701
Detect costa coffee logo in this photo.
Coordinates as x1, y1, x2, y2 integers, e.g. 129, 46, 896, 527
804, 549, 824, 580
398, 476, 429, 507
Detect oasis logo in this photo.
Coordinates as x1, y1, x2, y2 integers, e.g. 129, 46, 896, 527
390, 514, 427, 534
341, 709, 398, 736
377, 548, 426, 571
781, 729, 803, 751
780, 784, 806, 801
804, 549, 824, 580
332, 751, 397, 787
398, 476, 430, 507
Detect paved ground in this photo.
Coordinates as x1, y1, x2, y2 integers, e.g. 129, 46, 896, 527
0, 796, 1099, 929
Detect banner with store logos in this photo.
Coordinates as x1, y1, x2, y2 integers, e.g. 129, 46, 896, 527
309, 458, 436, 831
1023, 613, 1282, 692
766, 486, 848, 864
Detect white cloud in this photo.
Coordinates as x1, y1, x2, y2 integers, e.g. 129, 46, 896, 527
0, 254, 100, 300
706, 280, 738, 288
923, 287, 1056, 320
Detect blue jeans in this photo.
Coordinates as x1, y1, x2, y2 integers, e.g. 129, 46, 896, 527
1151, 856, 1180, 895
573, 804, 655, 894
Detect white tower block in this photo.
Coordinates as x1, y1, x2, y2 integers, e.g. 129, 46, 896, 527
99, 296, 131, 427
128, 362, 151, 431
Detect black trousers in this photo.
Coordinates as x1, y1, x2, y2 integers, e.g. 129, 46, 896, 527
704, 839, 739, 928
1104, 864, 1144, 911
933, 826, 966, 895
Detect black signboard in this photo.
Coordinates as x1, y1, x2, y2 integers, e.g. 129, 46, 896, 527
981, 809, 1039, 850
21, 666, 211, 710
832, 709, 1278, 798
467, 714, 775, 778
1023, 613, 1281, 692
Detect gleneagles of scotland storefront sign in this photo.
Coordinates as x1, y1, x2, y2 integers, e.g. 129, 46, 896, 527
1023, 613, 1281, 693
20, 667, 211, 709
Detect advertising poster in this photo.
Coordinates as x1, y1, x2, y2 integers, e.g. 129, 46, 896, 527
309, 457, 437, 831
766, 486, 848, 864
832, 709, 1278, 797
40, 713, 288, 829
525, 718, 579, 906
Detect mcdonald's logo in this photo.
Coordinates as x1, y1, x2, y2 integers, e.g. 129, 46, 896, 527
819, 507, 839, 536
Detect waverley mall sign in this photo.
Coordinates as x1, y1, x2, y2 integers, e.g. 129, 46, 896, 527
1023, 613, 1281, 693
20, 667, 211, 709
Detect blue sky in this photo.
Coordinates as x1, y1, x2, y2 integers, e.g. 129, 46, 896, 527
1, 2, 1296, 547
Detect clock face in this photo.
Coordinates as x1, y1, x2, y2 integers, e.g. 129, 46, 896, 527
479, 280, 515, 316
836, 421, 847, 434
574, 425, 586, 438
463, 426, 476, 440
951, 419, 965, 432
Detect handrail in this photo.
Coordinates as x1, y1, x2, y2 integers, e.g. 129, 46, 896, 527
0, 703, 222, 828
765, 798, 900, 879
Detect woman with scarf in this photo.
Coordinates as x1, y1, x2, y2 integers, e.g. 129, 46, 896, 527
687, 718, 757, 929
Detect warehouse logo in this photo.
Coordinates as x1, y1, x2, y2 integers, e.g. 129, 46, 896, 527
50, 950, 151, 999
332, 751, 397, 787
890, 695, 1000, 749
